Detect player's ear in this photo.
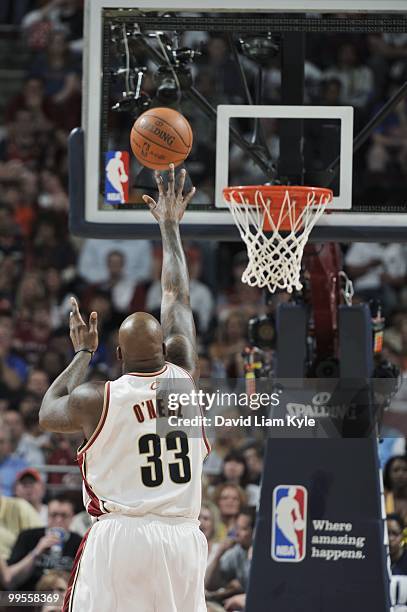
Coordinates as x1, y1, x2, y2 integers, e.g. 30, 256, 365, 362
116, 346, 122, 361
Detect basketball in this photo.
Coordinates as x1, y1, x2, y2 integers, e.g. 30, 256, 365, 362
130, 107, 193, 170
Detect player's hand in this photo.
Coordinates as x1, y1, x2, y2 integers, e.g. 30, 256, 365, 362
69, 297, 98, 353
142, 163, 195, 224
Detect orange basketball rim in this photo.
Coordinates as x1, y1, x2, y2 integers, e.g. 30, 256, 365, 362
223, 184, 333, 293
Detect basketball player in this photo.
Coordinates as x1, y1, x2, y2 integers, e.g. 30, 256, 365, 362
39, 164, 210, 612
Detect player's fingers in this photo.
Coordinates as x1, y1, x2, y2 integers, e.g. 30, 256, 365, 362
89, 311, 98, 332
167, 163, 175, 194
176, 168, 186, 198
142, 195, 157, 209
182, 186, 196, 207
70, 296, 85, 325
142, 195, 160, 220
154, 171, 165, 195
70, 296, 79, 313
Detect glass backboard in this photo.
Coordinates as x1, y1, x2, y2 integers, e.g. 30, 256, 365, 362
70, 1, 407, 241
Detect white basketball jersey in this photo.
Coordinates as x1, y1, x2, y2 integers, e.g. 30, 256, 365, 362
77, 362, 210, 520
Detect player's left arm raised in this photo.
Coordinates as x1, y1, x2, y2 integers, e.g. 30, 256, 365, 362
39, 297, 101, 433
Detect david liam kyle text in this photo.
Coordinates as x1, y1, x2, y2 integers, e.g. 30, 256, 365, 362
167, 415, 316, 428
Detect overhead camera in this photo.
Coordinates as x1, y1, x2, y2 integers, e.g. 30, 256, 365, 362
155, 70, 180, 103
154, 46, 200, 103
154, 64, 193, 103
239, 33, 280, 65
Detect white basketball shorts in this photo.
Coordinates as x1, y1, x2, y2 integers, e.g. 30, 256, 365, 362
63, 514, 208, 612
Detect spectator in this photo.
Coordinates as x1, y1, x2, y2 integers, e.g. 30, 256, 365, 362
384, 456, 407, 524
36, 568, 69, 594
242, 443, 264, 486
324, 43, 374, 109
219, 451, 260, 508
21, 404, 51, 453
78, 238, 152, 285
0, 320, 28, 392
23, 0, 84, 50
38, 169, 69, 211
43, 268, 69, 331
0, 202, 24, 267
36, 571, 70, 612
0, 257, 19, 313
7, 495, 81, 590
202, 36, 246, 103
203, 418, 246, 479
3, 184, 37, 240
388, 513, 407, 575
199, 501, 222, 566
378, 427, 406, 470
345, 243, 407, 313
213, 484, 247, 538
14, 303, 52, 366
95, 251, 137, 313
14, 468, 48, 525
320, 77, 343, 106
38, 348, 68, 382
3, 410, 45, 468
367, 94, 407, 179
31, 217, 76, 271
5, 77, 54, 130
209, 311, 247, 377
28, 31, 82, 131
46, 434, 78, 485
368, 34, 407, 99
0, 425, 28, 496
26, 368, 50, 398
0, 493, 41, 559
15, 271, 46, 314
0, 109, 45, 166
205, 508, 255, 604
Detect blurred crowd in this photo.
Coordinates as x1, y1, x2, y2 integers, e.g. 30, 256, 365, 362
1, 2, 407, 611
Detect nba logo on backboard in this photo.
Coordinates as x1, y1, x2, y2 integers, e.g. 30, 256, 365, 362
104, 151, 129, 204
271, 485, 307, 562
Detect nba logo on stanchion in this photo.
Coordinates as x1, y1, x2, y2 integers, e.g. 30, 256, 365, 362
271, 485, 307, 562
104, 151, 129, 204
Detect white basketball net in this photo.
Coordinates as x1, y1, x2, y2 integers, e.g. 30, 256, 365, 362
225, 188, 331, 293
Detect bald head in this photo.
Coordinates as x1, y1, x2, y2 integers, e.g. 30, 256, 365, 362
118, 312, 165, 372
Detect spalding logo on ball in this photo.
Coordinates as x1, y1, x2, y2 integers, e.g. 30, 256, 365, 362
130, 107, 193, 170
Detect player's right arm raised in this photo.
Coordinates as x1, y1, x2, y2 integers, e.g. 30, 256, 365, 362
143, 163, 198, 380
